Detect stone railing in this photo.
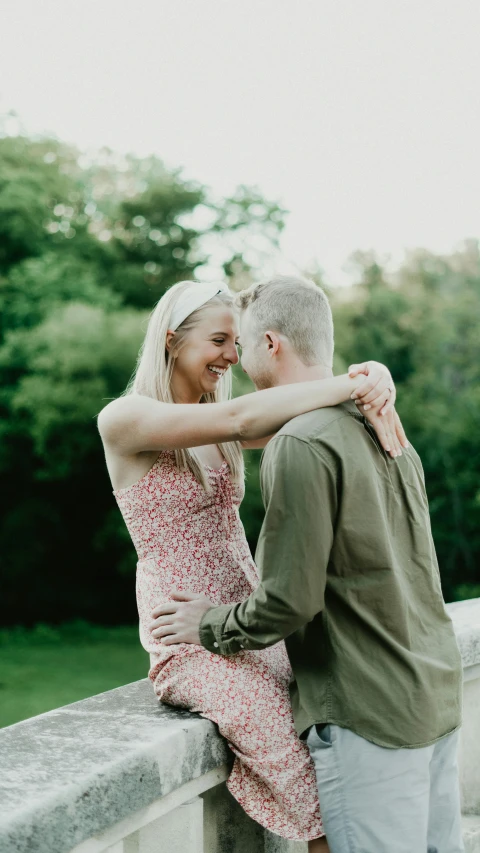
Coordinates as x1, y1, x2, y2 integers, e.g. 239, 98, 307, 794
1, 599, 480, 853
447, 598, 480, 853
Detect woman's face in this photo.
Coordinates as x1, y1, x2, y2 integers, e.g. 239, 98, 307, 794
170, 303, 240, 401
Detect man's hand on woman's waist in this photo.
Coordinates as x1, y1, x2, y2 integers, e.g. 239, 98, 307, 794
150, 589, 214, 645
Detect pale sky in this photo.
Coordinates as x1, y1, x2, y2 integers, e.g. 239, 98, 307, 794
1, 0, 479, 285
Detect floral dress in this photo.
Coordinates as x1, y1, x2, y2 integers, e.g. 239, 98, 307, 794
113, 450, 323, 840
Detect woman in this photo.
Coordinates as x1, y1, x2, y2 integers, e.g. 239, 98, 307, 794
98, 280, 405, 850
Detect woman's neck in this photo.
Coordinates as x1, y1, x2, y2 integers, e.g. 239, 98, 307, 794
170, 374, 202, 405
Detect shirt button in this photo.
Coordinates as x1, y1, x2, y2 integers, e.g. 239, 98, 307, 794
213, 642, 219, 648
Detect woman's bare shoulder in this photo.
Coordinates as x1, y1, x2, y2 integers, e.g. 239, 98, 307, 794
97, 396, 129, 439
97, 395, 163, 443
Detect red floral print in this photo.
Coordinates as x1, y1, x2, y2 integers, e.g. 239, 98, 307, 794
114, 451, 323, 840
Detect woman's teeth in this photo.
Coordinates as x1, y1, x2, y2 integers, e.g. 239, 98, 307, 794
207, 365, 226, 377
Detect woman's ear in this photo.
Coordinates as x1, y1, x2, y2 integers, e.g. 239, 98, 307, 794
166, 330, 176, 353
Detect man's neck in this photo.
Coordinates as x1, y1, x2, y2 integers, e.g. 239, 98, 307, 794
272, 361, 333, 386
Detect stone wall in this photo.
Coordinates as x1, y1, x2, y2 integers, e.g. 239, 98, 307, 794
1, 599, 479, 853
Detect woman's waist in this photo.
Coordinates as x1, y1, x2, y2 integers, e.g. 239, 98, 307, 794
128, 515, 243, 544
135, 537, 252, 566
136, 554, 256, 598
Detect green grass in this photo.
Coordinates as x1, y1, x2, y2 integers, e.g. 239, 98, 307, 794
0, 621, 149, 728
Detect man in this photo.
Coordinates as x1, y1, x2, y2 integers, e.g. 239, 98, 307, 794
150, 276, 464, 852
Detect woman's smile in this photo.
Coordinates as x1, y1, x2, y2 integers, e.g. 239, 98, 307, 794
206, 364, 229, 379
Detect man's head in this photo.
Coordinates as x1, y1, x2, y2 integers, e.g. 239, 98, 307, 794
236, 275, 334, 389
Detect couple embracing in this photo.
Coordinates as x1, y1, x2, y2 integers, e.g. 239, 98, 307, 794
99, 275, 463, 853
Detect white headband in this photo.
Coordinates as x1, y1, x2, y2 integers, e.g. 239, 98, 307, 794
169, 281, 230, 331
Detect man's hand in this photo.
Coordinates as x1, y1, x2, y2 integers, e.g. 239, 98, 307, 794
149, 590, 214, 646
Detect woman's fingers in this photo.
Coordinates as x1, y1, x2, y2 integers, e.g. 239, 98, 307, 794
361, 388, 391, 413
384, 412, 398, 456
350, 360, 394, 405
359, 382, 396, 416
353, 376, 382, 403
355, 368, 393, 405
370, 415, 390, 453
357, 376, 394, 405
385, 419, 398, 457
380, 384, 396, 415
385, 411, 406, 456
361, 400, 409, 457
363, 407, 405, 457
348, 362, 369, 378
394, 410, 409, 448
388, 417, 402, 456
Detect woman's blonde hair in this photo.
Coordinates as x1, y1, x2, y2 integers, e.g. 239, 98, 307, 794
125, 280, 244, 490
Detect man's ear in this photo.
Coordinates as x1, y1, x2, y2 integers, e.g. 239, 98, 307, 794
265, 331, 281, 357
166, 330, 176, 353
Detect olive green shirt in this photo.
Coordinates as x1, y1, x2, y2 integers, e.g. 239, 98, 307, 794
199, 402, 463, 747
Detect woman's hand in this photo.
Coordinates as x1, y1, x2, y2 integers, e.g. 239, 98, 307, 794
348, 361, 408, 458
363, 407, 408, 457
348, 360, 396, 415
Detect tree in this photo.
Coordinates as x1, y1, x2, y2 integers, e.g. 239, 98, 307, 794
331, 243, 480, 600
0, 129, 285, 625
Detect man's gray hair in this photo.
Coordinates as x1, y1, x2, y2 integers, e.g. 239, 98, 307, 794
236, 275, 334, 367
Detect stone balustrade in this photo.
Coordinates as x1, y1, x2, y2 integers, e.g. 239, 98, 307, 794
1, 599, 480, 853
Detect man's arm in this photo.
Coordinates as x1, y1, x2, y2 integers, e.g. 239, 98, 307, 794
199, 434, 337, 655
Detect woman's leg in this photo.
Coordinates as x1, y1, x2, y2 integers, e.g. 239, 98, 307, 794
155, 646, 324, 842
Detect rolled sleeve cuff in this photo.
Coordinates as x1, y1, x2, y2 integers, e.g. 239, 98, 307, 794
199, 604, 245, 656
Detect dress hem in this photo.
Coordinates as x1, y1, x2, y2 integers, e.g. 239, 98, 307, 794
226, 776, 325, 842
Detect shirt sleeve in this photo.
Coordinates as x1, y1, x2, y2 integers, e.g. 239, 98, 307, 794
199, 434, 337, 655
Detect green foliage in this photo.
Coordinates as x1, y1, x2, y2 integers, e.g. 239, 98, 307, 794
453, 584, 480, 602
230, 365, 266, 546
1, 304, 144, 477
0, 127, 478, 632
0, 136, 74, 269
0, 131, 284, 627
0, 254, 121, 337
332, 244, 480, 600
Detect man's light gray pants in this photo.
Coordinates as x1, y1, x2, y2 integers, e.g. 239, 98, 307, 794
306, 724, 464, 853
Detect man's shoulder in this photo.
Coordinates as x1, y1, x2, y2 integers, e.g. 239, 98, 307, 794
274, 401, 361, 443
262, 402, 363, 474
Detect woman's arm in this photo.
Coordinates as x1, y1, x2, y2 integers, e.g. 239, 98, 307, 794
98, 364, 403, 457
242, 410, 407, 455
98, 373, 362, 453
241, 358, 404, 452
241, 436, 275, 450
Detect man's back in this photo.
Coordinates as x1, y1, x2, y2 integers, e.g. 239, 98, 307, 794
259, 401, 462, 746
